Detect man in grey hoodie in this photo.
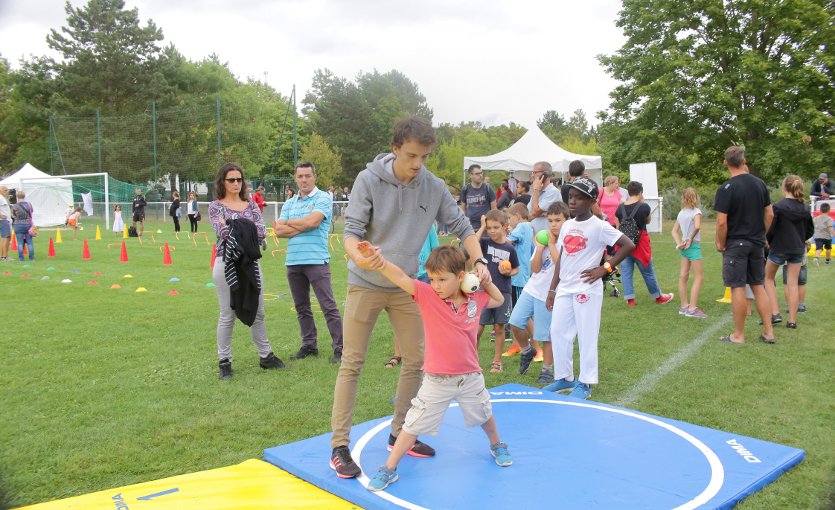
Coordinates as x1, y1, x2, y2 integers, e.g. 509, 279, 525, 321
329, 116, 492, 479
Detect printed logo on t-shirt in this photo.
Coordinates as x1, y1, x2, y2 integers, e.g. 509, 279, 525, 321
487, 245, 510, 263
467, 300, 478, 318
306, 203, 313, 212
575, 294, 590, 304
564, 231, 588, 254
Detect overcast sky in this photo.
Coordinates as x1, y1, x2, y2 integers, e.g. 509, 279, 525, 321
0, 0, 626, 129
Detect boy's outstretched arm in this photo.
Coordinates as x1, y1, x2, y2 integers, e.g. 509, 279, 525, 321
482, 279, 504, 309
356, 241, 416, 296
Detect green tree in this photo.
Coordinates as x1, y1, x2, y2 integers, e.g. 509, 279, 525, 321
303, 68, 433, 182
425, 121, 527, 190
46, 0, 176, 115
598, 0, 835, 184
299, 133, 342, 189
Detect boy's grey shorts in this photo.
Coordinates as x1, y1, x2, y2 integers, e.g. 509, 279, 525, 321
403, 371, 493, 436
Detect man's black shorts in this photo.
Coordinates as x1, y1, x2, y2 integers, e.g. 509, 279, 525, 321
133, 212, 145, 222
722, 239, 765, 288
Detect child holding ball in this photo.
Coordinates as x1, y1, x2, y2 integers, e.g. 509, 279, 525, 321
475, 209, 520, 373
508, 201, 570, 383
671, 188, 707, 318
361, 243, 511, 492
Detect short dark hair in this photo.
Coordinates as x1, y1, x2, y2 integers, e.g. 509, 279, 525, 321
295, 161, 316, 174
468, 164, 482, 174
424, 245, 466, 276
392, 116, 436, 148
627, 181, 643, 196
214, 162, 247, 201
725, 146, 745, 168
821, 203, 831, 213
484, 209, 507, 225
568, 160, 585, 177
547, 201, 570, 218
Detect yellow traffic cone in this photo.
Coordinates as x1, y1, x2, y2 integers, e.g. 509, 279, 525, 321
55, 228, 62, 243
95, 225, 101, 240
717, 287, 732, 303
123, 226, 129, 238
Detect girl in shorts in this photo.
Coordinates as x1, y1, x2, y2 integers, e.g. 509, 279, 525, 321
671, 188, 706, 318
66, 206, 82, 241
764, 175, 815, 329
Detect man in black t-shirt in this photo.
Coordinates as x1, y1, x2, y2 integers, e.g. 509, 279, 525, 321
132, 188, 147, 234
460, 164, 497, 232
714, 146, 775, 344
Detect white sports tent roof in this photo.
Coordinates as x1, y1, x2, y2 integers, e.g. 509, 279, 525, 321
463, 125, 603, 185
0, 163, 73, 227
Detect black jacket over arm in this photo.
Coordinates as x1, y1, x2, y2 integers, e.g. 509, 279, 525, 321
224, 218, 263, 326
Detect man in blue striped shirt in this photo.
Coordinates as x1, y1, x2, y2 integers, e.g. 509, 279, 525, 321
276, 162, 344, 363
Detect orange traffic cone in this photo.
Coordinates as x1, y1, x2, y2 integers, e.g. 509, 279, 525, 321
23, 244, 27, 255
48, 238, 56, 257
163, 242, 172, 265
120, 241, 129, 263
210, 243, 216, 268
10, 231, 16, 251
82, 239, 91, 259
273, 220, 278, 232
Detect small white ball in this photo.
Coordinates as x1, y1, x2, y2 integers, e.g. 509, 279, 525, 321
461, 273, 480, 294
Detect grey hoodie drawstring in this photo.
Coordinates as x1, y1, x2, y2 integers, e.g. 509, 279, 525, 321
398, 184, 403, 212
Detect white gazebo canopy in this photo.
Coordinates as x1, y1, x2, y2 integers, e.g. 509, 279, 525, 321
463, 125, 603, 185
0, 163, 74, 227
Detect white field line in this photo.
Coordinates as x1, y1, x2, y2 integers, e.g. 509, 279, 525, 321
613, 315, 732, 408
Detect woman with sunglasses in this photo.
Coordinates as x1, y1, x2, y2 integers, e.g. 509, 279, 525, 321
209, 163, 287, 380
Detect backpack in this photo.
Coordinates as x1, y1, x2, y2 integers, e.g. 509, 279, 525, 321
128, 226, 138, 237
618, 203, 642, 246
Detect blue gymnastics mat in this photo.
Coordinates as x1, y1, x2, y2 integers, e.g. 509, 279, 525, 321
264, 384, 804, 510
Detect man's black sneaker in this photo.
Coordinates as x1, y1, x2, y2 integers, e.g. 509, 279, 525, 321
219, 359, 232, 380
759, 313, 782, 325
519, 347, 536, 375
291, 345, 319, 359
331, 348, 342, 364
330, 446, 361, 478
387, 433, 436, 458
260, 352, 288, 369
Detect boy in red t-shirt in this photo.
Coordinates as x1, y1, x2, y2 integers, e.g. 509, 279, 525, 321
358, 243, 510, 492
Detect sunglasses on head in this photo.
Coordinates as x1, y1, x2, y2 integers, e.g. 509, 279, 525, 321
225, 177, 243, 183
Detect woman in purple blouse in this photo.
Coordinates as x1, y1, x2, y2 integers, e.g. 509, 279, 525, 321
210, 162, 287, 380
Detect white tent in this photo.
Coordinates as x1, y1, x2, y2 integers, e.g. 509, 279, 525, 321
463, 125, 603, 186
0, 163, 73, 227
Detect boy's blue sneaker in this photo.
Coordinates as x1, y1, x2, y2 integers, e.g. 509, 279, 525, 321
543, 377, 575, 393
569, 382, 591, 400
491, 441, 513, 467
519, 347, 536, 374
367, 465, 398, 492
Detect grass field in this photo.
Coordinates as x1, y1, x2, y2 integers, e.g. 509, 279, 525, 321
1, 219, 833, 509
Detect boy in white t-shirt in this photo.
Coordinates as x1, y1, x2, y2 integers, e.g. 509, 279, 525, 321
508, 201, 570, 384
545, 177, 636, 400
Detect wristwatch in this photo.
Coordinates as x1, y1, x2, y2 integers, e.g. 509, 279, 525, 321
603, 261, 614, 273
474, 257, 489, 267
